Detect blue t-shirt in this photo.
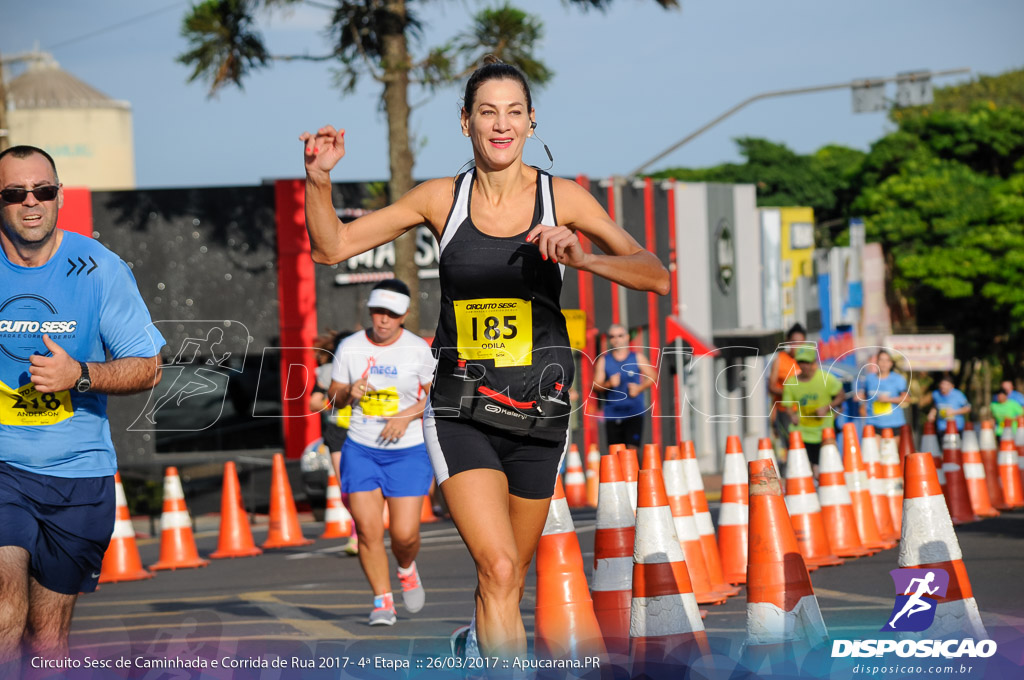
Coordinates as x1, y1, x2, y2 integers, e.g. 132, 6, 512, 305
0, 232, 165, 478
602, 350, 647, 419
932, 388, 969, 433
1009, 390, 1024, 407
862, 372, 908, 429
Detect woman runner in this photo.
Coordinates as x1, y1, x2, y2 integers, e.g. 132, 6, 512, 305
300, 57, 669, 658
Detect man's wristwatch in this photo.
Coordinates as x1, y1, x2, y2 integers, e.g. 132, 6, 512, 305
76, 361, 92, 393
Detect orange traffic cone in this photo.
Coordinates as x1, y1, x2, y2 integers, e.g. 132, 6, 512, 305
744, 458, 828, 670
99, 472, 153, 583
784, 432, 843, 568
861, 426, 898, 542
149, 467, 209, 571
534, 478, 607, 661
842, 423, 892, 550
878, 428, 904, 533
630, 468, 708, 674
921, 421, 945, 489
898, 423, 915, 470
818, 429, 874, 558
564, 444, 587, 508
592, 452, 634, 657
320, 466, 353, 538
897, 453, 988, 640
641, 443, 662, 471
661, 447, 729, 605
419, 496, 439, 524
960, 425, 999, 518
718, 435, 749, 585
677, 441, 740, 598
617, 445, 639, 514
998, 432, 1024, 508
585, 443, 601, 508
210, 461, 263, 559
262, 453, 314, 549
979, 420, 1007, 510
1016, 417, 1024, 490
753, 436, 781, 475
941, 421, 978, 525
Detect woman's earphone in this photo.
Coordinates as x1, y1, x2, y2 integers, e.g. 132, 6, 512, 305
529, 121, 553, 168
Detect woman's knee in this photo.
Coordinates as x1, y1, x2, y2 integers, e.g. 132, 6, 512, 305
476, 553, 519, 595
389, 530, 420, 555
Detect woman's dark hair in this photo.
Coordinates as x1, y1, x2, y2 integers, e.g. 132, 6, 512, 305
372, 278, 410, 298
462, 56, 533, 115
786, 322, 806, 340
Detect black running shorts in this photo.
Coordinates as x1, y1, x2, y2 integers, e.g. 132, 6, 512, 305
424, 409, 567, 500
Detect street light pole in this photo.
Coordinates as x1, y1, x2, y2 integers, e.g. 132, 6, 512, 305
629, 67, 971, 177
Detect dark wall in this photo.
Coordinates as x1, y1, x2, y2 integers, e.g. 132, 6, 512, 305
92, 185, 283, 469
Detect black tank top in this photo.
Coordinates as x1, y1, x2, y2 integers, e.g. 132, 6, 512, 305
431, 168, 574, 439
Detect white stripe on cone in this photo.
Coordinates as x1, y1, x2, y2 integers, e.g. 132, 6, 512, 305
543, 496, 574, 536
746, 596, 829, 646
597, 481, 634, 530
718, 503, 749, 526
110, 517, 136, 540
593, 557, 634, 591
635, 506, 686, 563
160, 510, 192, 531
163, 474, 185, 500
630, 595, 704, 638
899, 494, 987, 641
785, 492, 822, 516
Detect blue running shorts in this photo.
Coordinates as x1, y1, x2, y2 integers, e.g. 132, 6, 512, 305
0, 462, 115, 594
340, 438, 433, 497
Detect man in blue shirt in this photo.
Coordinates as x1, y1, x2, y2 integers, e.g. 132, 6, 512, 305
928, 374, 971, 433
1000, 380, 1024, 407
0, 146, 164, 669
860, 349, 909, 431
593, 324, 657, 449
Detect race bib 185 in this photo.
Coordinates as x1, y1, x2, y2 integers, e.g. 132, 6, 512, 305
453, 298, 532, 367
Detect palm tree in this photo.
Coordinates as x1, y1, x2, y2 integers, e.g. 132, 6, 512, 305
178, 0, 679, 330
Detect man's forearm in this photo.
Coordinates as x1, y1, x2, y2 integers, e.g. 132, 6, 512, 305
87, 356, 161, 395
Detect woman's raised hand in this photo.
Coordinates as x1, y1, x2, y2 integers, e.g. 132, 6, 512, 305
300, 125, 346, 176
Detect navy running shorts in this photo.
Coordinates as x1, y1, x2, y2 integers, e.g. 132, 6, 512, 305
0, 462, 115, 595
424, 411, 568, 500
340, 438, 433, 497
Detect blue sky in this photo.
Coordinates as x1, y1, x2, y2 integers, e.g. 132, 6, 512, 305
2, 0, 1022, 189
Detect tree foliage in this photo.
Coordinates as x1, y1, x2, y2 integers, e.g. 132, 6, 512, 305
651, 68, 1024, 372
177, 0, 678, 331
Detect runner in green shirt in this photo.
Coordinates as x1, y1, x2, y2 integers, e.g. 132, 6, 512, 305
781, 346, 846, 468
991, 391, 1023, 436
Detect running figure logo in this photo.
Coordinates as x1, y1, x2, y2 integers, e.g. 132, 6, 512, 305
881, 568, 950, 632
129, 320, 249, 432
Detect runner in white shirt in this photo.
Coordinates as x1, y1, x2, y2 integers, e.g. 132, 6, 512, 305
328, 280, 435, 626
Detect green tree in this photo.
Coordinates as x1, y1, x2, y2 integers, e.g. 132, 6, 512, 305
852, 104, 1024, 373
651, 137, 865, 239
178, 0, 678, 331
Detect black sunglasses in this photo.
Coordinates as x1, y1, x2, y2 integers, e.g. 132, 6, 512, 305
0, 185, 60, 204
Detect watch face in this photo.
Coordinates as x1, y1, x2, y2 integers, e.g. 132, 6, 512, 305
77, 378, 91, 392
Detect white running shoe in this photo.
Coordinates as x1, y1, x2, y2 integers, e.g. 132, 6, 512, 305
397, 562, 425, 613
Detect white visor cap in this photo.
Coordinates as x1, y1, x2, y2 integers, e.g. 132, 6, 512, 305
367, 287, 410, 315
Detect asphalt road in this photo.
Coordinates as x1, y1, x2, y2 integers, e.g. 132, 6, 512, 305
59, 505, 1024, 680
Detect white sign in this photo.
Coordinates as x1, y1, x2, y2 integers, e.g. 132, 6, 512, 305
884, 334, 955, 372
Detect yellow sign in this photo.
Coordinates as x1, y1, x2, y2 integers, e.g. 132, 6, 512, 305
454, 298, 532, 367
0, 380, 74, 427
562, 309, 587, 351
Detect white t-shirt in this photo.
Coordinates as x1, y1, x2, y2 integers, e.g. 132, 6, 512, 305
331, 329, 436, 448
